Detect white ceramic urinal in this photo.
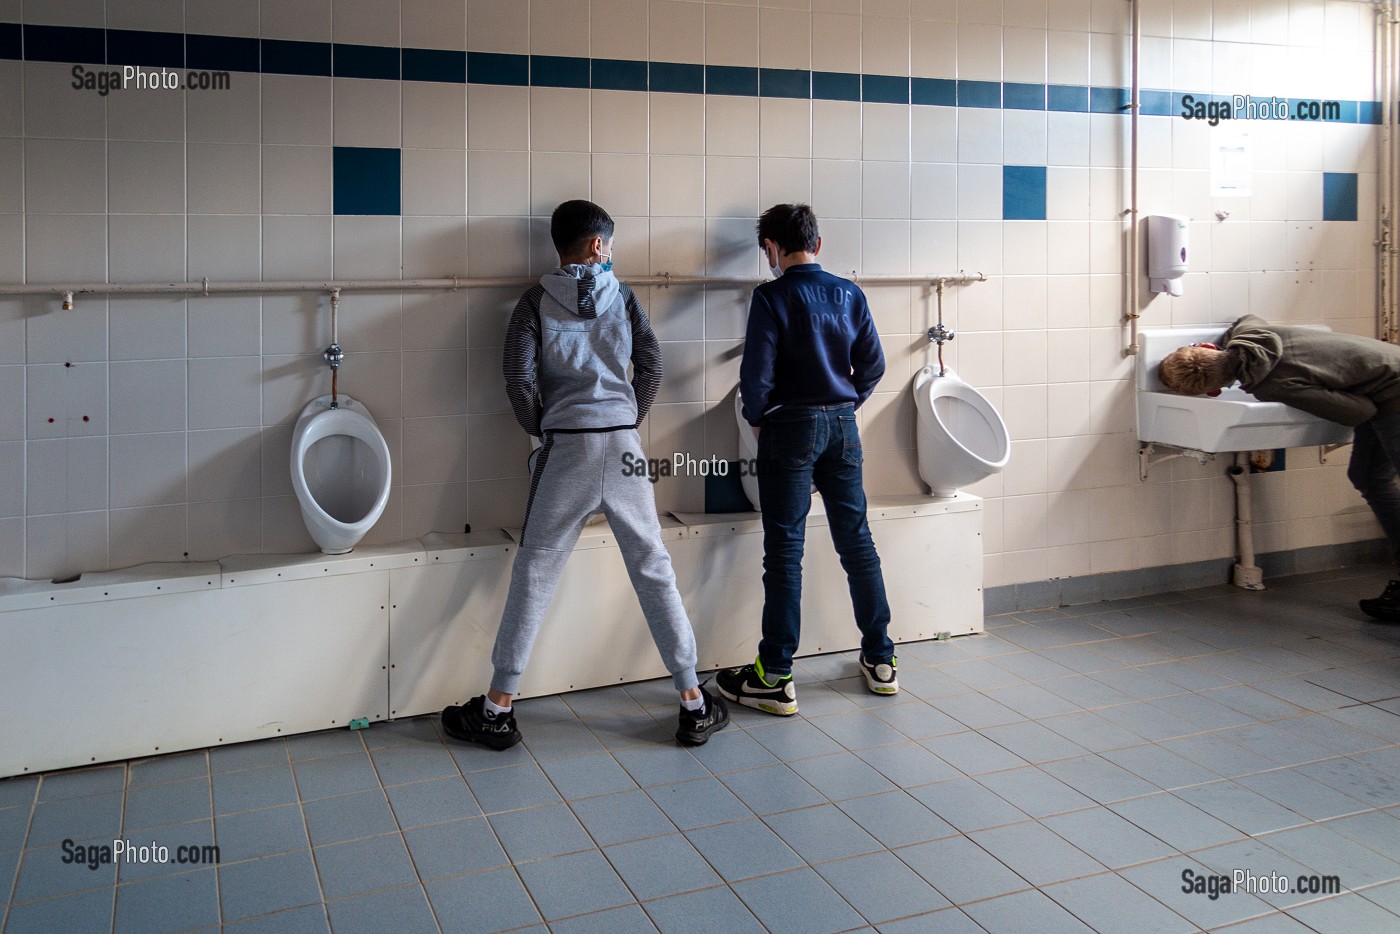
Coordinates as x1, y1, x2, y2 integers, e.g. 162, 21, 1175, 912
290, 394, 392, 554
913, 366, 1010, 496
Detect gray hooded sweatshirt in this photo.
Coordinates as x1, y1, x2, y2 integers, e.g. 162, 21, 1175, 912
503, 264, 663, 434
1226, 314, 1400, 427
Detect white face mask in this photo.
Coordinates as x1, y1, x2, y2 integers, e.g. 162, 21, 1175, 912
766, 246, 781, 279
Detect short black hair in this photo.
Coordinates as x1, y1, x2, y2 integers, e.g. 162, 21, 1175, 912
551, 200, 614, 255
756, 203, 819, 255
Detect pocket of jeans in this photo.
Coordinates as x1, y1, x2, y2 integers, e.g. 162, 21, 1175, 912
761, 415, 818, 469
837, 415, 863, 466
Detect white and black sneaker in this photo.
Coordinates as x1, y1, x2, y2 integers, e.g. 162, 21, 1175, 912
715, 658, 798, 716
858, 655, 898, 695
676, 685, 730, 746
441, 696, 522, 750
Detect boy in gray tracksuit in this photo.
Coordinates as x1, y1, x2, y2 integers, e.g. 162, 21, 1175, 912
441, 200, 728, 748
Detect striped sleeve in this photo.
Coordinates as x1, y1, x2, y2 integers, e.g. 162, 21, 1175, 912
624, 286, 663, 425
502, 286, 544, 436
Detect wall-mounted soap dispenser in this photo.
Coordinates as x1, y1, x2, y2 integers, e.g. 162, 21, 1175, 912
1146, 214, 1188, 297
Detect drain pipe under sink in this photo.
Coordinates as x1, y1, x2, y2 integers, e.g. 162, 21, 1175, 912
1228, 453, 1265, 591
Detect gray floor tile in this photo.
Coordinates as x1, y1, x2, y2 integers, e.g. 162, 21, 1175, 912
789, 682, 863, 717
611, 744, 710, 788
368, 744, 460, 786
37, 766, 126, 802
679, 729, 780, 774
1042, 807, 1178, 869
426, 866, 541, 934
516, 849, 634, 921
642, 885, 765, 933
122, 778, 212, 832
4, 888, 114, 934
1359, 879, 1400, 916
685, 818, 804, 882
1198, 684, 1307, 722
0, 803, 30, 853
1043, 871, 1195, 933
217, 849, 322, 922
898, 834, 1031, 904
807, 709, 911, 750
359, 717, 442, 750
990, 651, 1080, 682
1187, 837, 1321, 911
445, 734, 535, 773
384, 776, 480, 828
126, 752, 208, 789
719, 764, 827, 816
984, 683, 1088, 719
603, 833, 721, 901
26, 792, 123, 848
765, 803, 884, 863
921, 731, 1027, 775
941, 658, 1030, 691
521, 717, 608, 762
539, 752, 640, 799
552, 903, 659, 933
888, 667, 975, 701
489, 802, 594, 862
1237, 769, 1372, 822
1110, 794, 1245, 852
113, 867, 218, 934
1038, 711, 1147, 752
464, 763, 562, 813
1212, 911, 1316, 932
1096, 701, 1202, 743
301, 788, 396, 846
1221, 723, 1335, 768
116, 820, 217, 885
325, 884, 438, 934
313, 833, 417, 900
290, 752, 380, 802
647, 776, 752, 830
214, 804, 309, 862
732, 866, 866, 934
1039, 754, 1160, 804
854, 742, 961, 788
0, 776, 39, 810
962, 888, 1096, 934
1100, 744, 1223, 790
981, 720, 1091, 764
1120, 858, 1276, 929
587, 711, 674, 750
907, 777, 1028, 833
1158, 732, 1278, 779
869, 700, 968, 740
877, 906, 985, 933
1321, 809, 1400, 854
1273, 713, 1391, 756
285, 729, 367, 762
209, 740, 289, 774
403, 816, 508, 880
788, 751, 900, 800
570, 789, 677, 847
970, 821, 1106, 887
1173, 781, 1312, 837
212, 765, 299, 816
1259, 824, 1400, 888
1295, 756, 1400, 809
562, 685, 647, 719
221, 903, 330, 933
743, 720, 846, 761
834, 791, 958, 848
977, 766, 1097, 818
13, 838, 116, 903
932, 693, 1026, 730
1038, 674, 1137, 710
1090, 668, 1182, 701
815, 850, 949, 924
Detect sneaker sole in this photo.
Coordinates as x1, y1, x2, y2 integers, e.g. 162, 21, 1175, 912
716, 685, 798, 717
863, 681, 899, 695
441, 718, 522, 751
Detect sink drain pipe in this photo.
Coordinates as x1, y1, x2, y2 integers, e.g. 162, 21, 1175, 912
1228, 453, 1265, 590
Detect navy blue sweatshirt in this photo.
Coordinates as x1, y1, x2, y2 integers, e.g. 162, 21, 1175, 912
739, 264, 886, 425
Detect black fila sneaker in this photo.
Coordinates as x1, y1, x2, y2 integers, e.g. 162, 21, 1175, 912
858, 655, 899, 695
676, 685, 730, 746
441, 696, 522, 751
715, 658, 798, 716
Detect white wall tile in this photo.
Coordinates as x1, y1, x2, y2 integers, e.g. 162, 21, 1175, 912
706, 97, 760, 158
650, 0, 705, 63
759, 157, 813, 209
26, 437, 106, 515
707, 3, 760, 67
812, 13, 862, 72
110, 431, 186, 508
187, 76, 259, 145
705, 157, 759, 219
333, 79, 402, 149
263, 76, 334, 146
0, 443, 20, 517
110, 360, 185, 435
863, 103, 911, 162
24, 62, 104, 140
402, 215, 467, 279
650, 155, 706, 217
109, 215, 186, 284
402, 83, 466, 151
401, 415, 469, 485
531, 87, 591, 154
187, 427, 261, 504
469, 150, 531, 216
188, 357, 263, 431
26, 214, 107, 284
26, 361, 107, 442
530, 151, 593, 216
591, 0, 649, 61
650, 92, 706, 156
109, 297, 186, 362
263, 146, 334, 215
863, 16, 911, 75
956, 24, 1004, 81
467, 412, 532, 479
759, 99, 812, 160
911, 19, 957, 79
467, 217, 532, 277
25, 139, 105, 214
108, 141, 184, 215
333, 215, 403, 279
592, 90, 649, 155
188, 143, 262, 215
26, 511, 107, 582
109, 504, 187, 567
760, 8, 812, 70
262, 0, 331, 40
402, 349, 468, 417
593, 154, 650, 218
956, 108, 1002, 165
262, 216, 331, 280
186, 498, 261, 560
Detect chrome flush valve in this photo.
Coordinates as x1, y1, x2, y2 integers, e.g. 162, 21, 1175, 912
322, 343, 344, 369
928, 323, 955, 344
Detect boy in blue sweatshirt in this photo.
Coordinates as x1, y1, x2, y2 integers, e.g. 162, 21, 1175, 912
716, 204, 897, 715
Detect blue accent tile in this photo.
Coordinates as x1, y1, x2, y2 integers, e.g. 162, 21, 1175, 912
107, 29, 185, 68
707, 64, 758, 96
604, 834, 722, 901
1362, 100, 1383, 124
815, 851, 950, 925
427, 867, 542, 933
958, 79, 1001, 108
532, 54, 589, 88
368, 745, 458, 786
1333, 99, 1359, 123
1324, 172, 1359, 221
686, 819, 804, 883
644, 886, 765, 933
123, 778, 213, 831
261, 38, 332, 77
465, 763, 562, 813
214, 805, 308, 861
1003, 82, 1046, 110
539, 752, 638, 799
5, 889, 113, 934
516, 849, 634, 921
222, 904, 331, 934
647, 777, 751, 830
649, 61, 704, 94
302, 788, 398, 846
863, 73, 909, 104
571, 790, 676, 847
593, 58, 647, 91
326, 885, 439, 934
732, 867, 866, 934
403, 817, 508, 880
385, 777, 481, 828
217, 849, 322, 922
1138, 89, 1175, 115
1048, 84, 1089, 112
759, 68, 810, 99
0, 23, 19, 60
467, 50, 528, 86
333, 43, 399, 80
114, 868, 219, 934
1003, 164, 1047, 220
402, 47, 464, 83
911, 77, 956, 106
1090, 85, 1130, 113
314, 834, 418, 899
24, 24, 104, 64
490, 803, 594, 862
813, 71, 860, 101
333, 146, 401, 216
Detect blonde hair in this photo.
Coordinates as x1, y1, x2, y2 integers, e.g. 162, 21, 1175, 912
1159, 346, 1235, 395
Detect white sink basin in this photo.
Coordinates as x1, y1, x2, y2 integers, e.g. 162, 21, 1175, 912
1136, 325, 1353, 454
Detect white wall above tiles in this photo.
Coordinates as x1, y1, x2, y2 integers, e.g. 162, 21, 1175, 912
0, 0, 1383, 587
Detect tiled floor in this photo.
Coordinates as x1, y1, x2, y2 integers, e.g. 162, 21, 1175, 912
4, 565, 1400, 933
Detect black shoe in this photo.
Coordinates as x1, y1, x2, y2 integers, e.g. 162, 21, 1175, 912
858, 655, 899, 695
676, 685, 730, 746
441, 696, 522, 750
715, 658, 798, 716
1360, 580, 1400, 623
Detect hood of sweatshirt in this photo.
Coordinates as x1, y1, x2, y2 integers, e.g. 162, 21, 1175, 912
1226, 315, 1283, 388
540, 264, 621, 320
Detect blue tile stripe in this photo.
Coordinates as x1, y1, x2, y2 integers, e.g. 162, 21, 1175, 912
0, 21, 1379, 123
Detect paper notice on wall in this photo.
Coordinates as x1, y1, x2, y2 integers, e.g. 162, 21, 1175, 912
1210, 124, 1252, 197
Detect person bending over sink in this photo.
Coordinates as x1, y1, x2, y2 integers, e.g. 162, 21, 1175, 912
1160, 314, 1400, 622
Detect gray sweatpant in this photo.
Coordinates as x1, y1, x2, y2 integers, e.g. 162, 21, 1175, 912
489, 429, 700, 695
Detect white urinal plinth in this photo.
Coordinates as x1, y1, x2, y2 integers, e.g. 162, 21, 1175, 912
290, 394, 393, 555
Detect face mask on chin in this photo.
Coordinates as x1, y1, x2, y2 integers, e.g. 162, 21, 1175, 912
766, 247, 781, 279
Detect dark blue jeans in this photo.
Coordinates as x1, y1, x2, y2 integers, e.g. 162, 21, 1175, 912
1348, 412, 1400, 571
755, 403, 893, 676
